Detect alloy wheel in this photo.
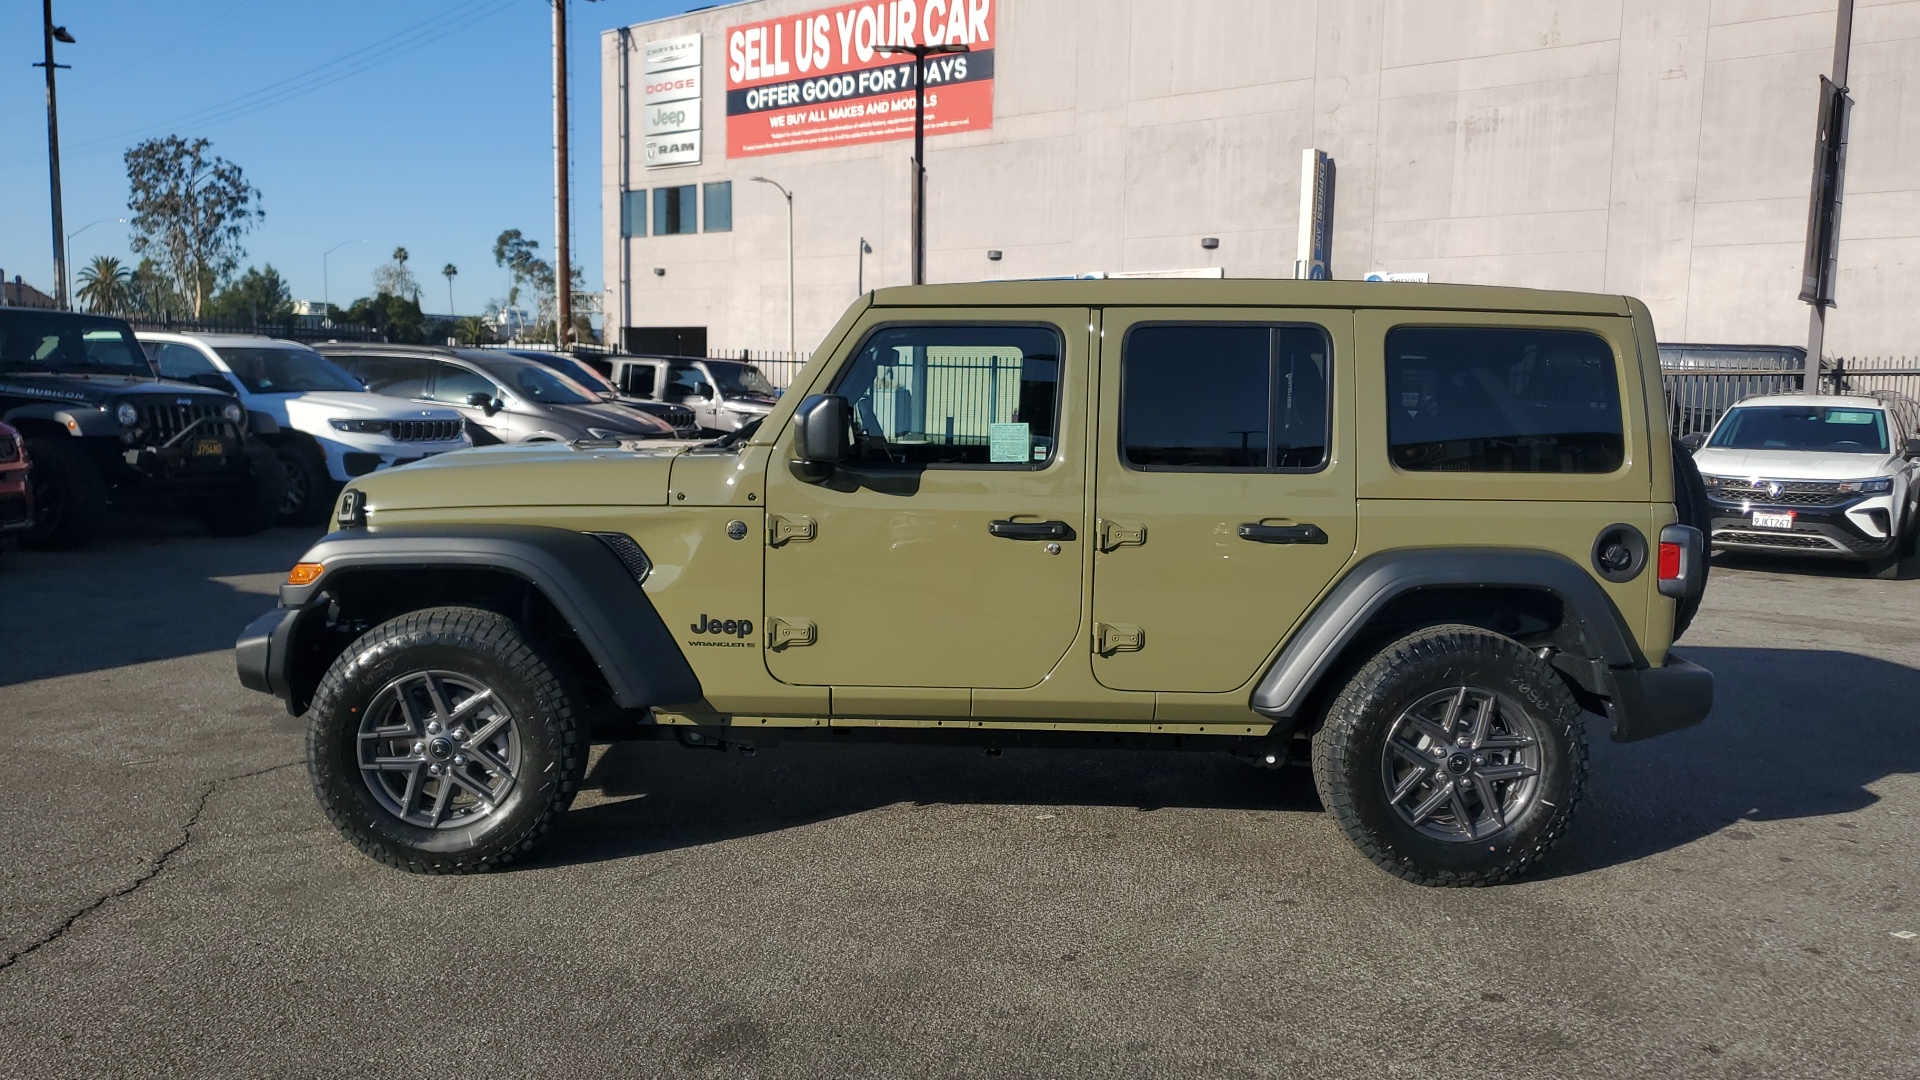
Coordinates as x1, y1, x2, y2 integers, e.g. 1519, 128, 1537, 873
1379, 685, 1543, 842
358, 670, 521, 829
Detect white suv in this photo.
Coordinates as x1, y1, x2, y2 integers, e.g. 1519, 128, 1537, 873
1686, 392, 1920, 578
140, 333, 469, 525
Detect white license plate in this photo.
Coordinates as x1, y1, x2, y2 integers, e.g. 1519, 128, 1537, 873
1751, 510, 1795, 530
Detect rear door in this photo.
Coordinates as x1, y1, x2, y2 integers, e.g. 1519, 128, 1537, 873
1090, 309, 1357, 692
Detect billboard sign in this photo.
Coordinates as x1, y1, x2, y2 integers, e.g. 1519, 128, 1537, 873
724, 0, 996, 159
644, 33, 701, 168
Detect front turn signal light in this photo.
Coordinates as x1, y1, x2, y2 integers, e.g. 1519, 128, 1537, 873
286, 562, 323, 586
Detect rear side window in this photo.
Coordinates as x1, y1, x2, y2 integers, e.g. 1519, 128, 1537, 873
832, 324, 1063, 468
343, 355, 432, 398
1122, 324, 1330, 470
1386, 326, 1623, 473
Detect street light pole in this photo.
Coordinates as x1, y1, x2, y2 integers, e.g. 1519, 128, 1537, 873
858, 237, 871, 295
875, 42, 968, 286
552, 0, 573, 348
749, 176, 795, 358
36, 1, 75, 309
322, 239, 365, 319
64, 217, 124, 307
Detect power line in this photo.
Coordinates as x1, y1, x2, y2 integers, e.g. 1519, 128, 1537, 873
71, 0, 520, 155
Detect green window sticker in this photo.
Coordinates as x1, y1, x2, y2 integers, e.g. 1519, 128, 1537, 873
989, 422, 1031, 463
1827, 410, 1878, 425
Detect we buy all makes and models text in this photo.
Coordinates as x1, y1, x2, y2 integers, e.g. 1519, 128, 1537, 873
726, 0, 995, 158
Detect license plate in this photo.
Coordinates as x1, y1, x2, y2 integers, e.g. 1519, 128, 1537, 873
194, 438, 223, 457
1751, 510, 1795, 530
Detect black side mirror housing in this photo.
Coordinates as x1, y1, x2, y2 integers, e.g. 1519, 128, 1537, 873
188, 371, 234, 393
1679, 433, 1707, 452
790, 394, 850, 479
1905, 436, 1920, 459
465, 391, 500, 416
696, 381, 716, 400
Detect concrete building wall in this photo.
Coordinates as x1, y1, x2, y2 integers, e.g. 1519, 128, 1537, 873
604, 0, 1920, 359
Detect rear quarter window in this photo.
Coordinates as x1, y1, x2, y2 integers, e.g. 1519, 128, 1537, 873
1386, 326, 1624, 474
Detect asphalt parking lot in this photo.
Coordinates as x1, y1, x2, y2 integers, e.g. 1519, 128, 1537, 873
0, 520, 1915, 1080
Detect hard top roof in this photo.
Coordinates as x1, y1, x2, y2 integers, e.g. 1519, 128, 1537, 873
867, 278, 1634, 315
135, 330, 304, 349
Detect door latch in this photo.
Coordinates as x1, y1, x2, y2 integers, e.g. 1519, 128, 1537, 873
767, 514, 816, 546
1094, 622, 1145, 656
1097, 518, 1147, 552
767, 618, 817, 649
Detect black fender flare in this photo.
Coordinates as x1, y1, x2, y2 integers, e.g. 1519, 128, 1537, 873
241, 524, 701, 712
2, 402, 114, 437
1250, 548, 1646, 720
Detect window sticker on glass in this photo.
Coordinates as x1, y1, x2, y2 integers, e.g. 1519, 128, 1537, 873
1828, 410, 1877, 425
990, 422, 1031, 463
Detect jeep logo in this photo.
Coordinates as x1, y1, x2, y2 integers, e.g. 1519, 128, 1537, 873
691, 614, 753, 639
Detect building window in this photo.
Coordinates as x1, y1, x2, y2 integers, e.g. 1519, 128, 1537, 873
703, 181, 732, 232
654, 185, 696, 236
1385, 326, 1623, 473
620, 189, 647, 238
1122, 324, 1330, 471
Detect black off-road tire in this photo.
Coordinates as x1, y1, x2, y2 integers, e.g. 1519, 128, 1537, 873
272, 438, 337, 527
1671, 437, 1711, 640
20, 436, 107, 551
199, 442, 289, 536
306, 606, 587, 874
1311, 625, 1588, 887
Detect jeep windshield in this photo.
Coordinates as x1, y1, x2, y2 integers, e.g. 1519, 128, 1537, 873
1709, 405, 1889, 454
0, 311, 151, 377
216, 347, 363, 394
705, 361, 777, 400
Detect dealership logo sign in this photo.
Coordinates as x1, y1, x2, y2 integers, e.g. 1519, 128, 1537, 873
643, 32, 702, 168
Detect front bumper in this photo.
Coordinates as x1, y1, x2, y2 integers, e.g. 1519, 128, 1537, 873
318, 436, 467, 481
1601, 653, 1714, 743
1707, 493, 1898, 560
236, 605, 311, 703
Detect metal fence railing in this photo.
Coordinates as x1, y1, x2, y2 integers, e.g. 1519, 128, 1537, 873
1662, 356, 1920, 439
126, 316, 385, 343
708, 348, 811, 389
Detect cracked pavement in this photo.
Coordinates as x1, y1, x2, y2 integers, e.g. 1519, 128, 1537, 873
0, 521, 1916, 1079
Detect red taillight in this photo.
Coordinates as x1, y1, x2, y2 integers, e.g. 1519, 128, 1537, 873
1658, 541, 1683, 581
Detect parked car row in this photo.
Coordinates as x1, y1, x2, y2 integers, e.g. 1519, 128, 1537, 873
1683, 390, 1920, 578
0, 308, 724, 550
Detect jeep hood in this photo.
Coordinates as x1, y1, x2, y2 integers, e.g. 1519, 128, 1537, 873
351, 441, 686, 513
1692, 447, 1900, 481
0, 372, 229, 405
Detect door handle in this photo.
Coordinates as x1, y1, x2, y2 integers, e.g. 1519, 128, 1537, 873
988, 519, 1073, 541
1237, 522, 1328, 545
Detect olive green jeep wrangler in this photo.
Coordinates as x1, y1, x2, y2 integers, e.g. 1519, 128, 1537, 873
236, 280, 1713, 886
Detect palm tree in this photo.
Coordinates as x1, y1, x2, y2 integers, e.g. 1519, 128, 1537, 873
442, 263, 458, 314
75, 256, 131, 314
455, 315, 491, 347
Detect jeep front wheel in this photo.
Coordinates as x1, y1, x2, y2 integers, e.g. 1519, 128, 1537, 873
1311, 625, 1586, 887
20, 436, 107, 550
306, 606, 587, 873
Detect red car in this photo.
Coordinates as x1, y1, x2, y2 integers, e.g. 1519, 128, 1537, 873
0, 420, 31, 537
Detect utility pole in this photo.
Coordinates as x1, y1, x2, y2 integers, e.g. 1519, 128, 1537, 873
1802, 0, 1856, 392
553, 0, 573, 347
36, 2, 74, 310
877, 42, 969, 286
750, 177, 794, 358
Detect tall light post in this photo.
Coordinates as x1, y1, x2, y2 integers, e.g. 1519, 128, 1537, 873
750, 176, 795, 358
322, 239, 365, 318
36, 2, 76, 309
64, 216, 125, 306
875, 41, 969, 286
857, 237, 872, 295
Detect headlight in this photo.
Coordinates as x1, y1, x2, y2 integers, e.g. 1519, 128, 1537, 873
328, 418, 388, 434
585, 427, 628, 440
222, 402, 245, 426
1837, 477, 1893, 494
115, 402, 139, 426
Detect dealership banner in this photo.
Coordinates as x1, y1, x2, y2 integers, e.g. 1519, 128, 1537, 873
725, 0, 995, 159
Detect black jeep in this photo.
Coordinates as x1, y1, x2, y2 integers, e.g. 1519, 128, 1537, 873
0, 308, 285, 549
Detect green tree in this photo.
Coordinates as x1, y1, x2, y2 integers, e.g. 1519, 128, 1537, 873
342, 292, 426, 344
124, 136, 263, 317
374, 245, 419, 300
442, 263, 458, 314
126, 257, 186, 320
206, 264, 294, 325
75, 256, 132, 314
455, 314, 491, 346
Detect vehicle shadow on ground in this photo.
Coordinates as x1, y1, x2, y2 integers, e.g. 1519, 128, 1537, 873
1712, 549, 1915, 581
535, 645, 1920, 880
0, 514, 319, 687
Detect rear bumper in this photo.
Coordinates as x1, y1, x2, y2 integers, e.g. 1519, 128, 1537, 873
1601, 652, 1714, 743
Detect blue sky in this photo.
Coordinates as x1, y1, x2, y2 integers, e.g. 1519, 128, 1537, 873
1, 0, 690, 316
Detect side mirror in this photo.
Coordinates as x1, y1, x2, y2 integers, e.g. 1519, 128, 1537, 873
1678, 433, 1707, 452
696, 381, 716, 400
465, 391, 500, 416
188, 371, 234, 393
1905, 437, 1920, 459
790, 394, 850, 478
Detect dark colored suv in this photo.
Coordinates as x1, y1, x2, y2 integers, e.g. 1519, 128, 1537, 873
0, 309, 285, 548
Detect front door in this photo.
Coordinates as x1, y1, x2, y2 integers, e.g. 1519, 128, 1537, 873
762, 312, 1090, 696
1090, 310, 1357, 693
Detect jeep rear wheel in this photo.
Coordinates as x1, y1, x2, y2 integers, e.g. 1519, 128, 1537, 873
1311, 624, 1586, 887
306, 606, 587, 873
1671, 437, 1711, 640
272, 440, 335, 527
20, 436, 107, 551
